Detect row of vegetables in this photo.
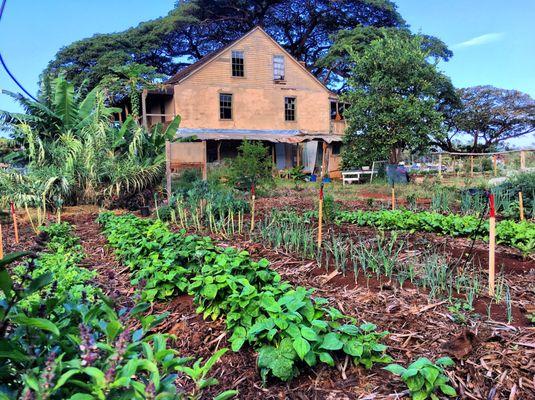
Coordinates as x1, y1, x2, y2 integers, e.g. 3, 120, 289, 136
334, 209, 535, 254
1, 223, 237, 400
98, 212, 458, 399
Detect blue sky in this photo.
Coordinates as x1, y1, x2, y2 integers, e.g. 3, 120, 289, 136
1, 0, 534, 144
396, 0, 535, 98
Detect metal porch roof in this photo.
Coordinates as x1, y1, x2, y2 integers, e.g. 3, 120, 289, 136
176, 128, 342, 144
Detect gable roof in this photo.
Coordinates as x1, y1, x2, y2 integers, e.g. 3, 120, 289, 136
165, 26, 336, 95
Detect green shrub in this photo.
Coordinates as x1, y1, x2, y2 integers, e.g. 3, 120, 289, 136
228, 141, 273, 190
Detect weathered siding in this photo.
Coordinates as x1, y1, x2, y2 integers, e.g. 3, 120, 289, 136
172, 28, 336, 133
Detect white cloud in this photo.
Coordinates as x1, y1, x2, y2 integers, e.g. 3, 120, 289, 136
453, 32, 505, 49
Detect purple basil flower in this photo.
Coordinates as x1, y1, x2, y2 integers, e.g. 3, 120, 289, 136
79, 324, 99, 367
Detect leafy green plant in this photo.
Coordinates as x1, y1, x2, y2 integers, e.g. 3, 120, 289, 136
1, 237, 236, 399
0, 75, 181, 208
177, 348, 238, 400
335, 209, 535, 254
99, 213, 392, 383
228, 140, 273, 190
384, 357, 457, 400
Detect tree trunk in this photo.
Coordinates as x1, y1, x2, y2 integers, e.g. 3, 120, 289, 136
389, 148, 401, 164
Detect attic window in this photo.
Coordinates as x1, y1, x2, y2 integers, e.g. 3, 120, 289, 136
231, 51, 244, 77
273, 55, 285, 80
219, 93, 233, 119
284, 97, 296, 121
330, 101, 348, 121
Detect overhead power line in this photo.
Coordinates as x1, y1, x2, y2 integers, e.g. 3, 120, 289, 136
0, 0, 40, 102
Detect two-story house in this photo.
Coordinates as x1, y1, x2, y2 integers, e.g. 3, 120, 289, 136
141, 26, 346, 177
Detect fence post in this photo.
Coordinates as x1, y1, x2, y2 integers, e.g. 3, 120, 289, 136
520, 151, 526, 170
488, 193, 496, 296
438, 154, 443, 179
317, 183, 324, 247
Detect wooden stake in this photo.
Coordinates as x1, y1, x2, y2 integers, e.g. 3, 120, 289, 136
165, 141, 172, 202
520, 150, 526, 170
493, 155, 497, 177
10, 202, 19, 244
0, 223, 3, 259
470, 156, 474, 177
391, 185, 396, 211
320, 142, 327, 179
488, 193, 496, 297
317, 183, 324, 247
519, 191, 524, 221
438, 153, 442, 179
250, 184, 256, 233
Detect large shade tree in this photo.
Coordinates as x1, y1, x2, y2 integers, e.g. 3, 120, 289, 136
341, 32, 450, 167
432, 86, 535, 152
318, 25, 452, 88
42, 0, 412, 90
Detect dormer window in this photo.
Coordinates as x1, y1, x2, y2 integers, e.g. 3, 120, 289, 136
273, 55, 285, 80
231, 51, 244, 77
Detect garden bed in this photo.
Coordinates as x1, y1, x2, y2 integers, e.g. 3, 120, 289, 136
3, 206, 534, 399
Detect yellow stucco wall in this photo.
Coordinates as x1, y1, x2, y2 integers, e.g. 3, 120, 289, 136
172, 28, 337, 133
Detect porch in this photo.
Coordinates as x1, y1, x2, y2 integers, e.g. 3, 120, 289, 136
175, 128, 343, 178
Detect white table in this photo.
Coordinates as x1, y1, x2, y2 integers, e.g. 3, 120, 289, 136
342, 170, 377, 185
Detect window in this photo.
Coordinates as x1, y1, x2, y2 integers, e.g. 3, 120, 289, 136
330, 101, 337, 120
284, 97, 296, 121
330, 101, 348, 120
219, 93, 232, 119
332, 142, 342, 155
231, 51, 244, 77
273, 55, 285, 80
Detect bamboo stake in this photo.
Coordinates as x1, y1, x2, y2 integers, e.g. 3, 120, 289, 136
10, 202, 19, 244
519, 192, 524, 221
0, 223, 3, 259
488, 193, 496, 297
250, 184, 256, 233
317, 183, 324, 247
391, 184, 396, 211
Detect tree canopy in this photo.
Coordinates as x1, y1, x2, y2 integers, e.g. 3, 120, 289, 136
341, 32, 449, 167
42, 0, 411, 90
318, 25, 452, 88
432, 86, 535, 152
